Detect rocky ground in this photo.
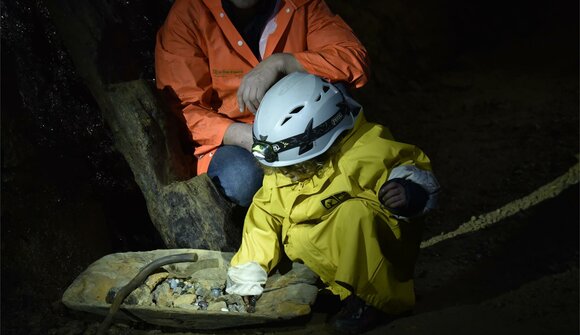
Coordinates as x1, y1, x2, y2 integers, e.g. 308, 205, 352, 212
1, 0, 578, 334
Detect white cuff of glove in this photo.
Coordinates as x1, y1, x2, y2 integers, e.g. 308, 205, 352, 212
225, 261, 268, 296
388, 165, 441, 214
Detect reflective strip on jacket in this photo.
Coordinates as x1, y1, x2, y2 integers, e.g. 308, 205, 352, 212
155, 0, 370, 174
230, 113, 433, 314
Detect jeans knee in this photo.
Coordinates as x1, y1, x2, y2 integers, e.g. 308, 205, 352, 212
207, 146, 264, 207
230, 166, 263, 206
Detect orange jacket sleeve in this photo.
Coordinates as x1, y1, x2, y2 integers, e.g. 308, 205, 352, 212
155, 1, 234, 157
293, 0, 370, 88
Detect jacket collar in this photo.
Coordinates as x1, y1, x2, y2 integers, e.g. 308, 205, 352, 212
202, 0, 311, 10
286, 0, 311, 8
201, 0, 312, 65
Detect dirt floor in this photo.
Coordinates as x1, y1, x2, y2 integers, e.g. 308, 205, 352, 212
1, 0, 578, 334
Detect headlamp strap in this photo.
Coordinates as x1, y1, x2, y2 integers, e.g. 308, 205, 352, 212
253, 100, 351, 162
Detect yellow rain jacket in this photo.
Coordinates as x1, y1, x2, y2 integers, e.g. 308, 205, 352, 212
229, 113, 436, 315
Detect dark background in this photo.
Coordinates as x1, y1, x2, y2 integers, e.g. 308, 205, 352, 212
1, 0, 578, 334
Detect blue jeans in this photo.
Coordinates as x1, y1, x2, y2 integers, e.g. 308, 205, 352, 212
207, 145, 264, 207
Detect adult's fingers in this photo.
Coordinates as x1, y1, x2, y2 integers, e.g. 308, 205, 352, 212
241, 83, 252, 113
251, 85, 266, 112
237, 80, 246, 113
249, 85, 260, 114
237, 55, 283, 113
255, 85, 266, 108
244, 85, 257, 114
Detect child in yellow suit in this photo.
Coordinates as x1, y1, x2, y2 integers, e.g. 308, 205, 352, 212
225, 73, 439, 334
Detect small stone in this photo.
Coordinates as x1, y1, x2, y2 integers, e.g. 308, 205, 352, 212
195, 286, 208, 297
105, 287, 120, 304
183, 286, 195, 295
144, 272, 169, 290
174, 303, 198, 311
152, 282, 173, 307
183, 281, 194, 291
227, 302, 242, 312
211, 287, 222, 298
168, 278, 180, 290
125, 285, 152, 305
197, 300, 208, 310
207, 301, 228, 312
174, 294, 196, 306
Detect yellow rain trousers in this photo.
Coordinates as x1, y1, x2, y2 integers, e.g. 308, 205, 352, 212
230, 113, 433, 315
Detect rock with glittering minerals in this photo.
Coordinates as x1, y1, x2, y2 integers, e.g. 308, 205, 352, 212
62, 249, 319, 330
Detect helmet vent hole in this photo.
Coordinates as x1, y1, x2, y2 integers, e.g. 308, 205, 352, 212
314, 94, 322, 102
322, 85, 330, 93
281, 116, 292, 126
290, 106, 304, 114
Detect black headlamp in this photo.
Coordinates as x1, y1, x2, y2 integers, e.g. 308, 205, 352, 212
252, 140, 280, 163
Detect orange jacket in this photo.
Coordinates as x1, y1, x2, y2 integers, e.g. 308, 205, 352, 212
155, 0, 370, 174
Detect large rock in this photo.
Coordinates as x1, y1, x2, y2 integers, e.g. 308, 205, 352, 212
62, 249, 319, 330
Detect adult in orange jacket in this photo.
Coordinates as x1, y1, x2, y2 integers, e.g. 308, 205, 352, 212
155, 0, 369, 207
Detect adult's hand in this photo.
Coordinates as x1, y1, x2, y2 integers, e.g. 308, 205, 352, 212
238, 53, 305, 114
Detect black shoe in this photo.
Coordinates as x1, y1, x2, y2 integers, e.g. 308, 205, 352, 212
330, 295, 385, 334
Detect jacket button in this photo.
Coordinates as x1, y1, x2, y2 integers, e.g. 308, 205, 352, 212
219, 12, 224, 18
286, 8, 291, 13
237, 40, 243, 46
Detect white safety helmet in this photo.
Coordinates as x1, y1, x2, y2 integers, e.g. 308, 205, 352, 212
252, 72, 361, 167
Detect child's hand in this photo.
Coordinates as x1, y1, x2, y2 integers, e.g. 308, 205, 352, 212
378, 180, 407, 209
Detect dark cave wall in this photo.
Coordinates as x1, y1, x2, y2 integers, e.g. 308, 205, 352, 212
331, 0, 576, 92
0, 1, 168, 332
